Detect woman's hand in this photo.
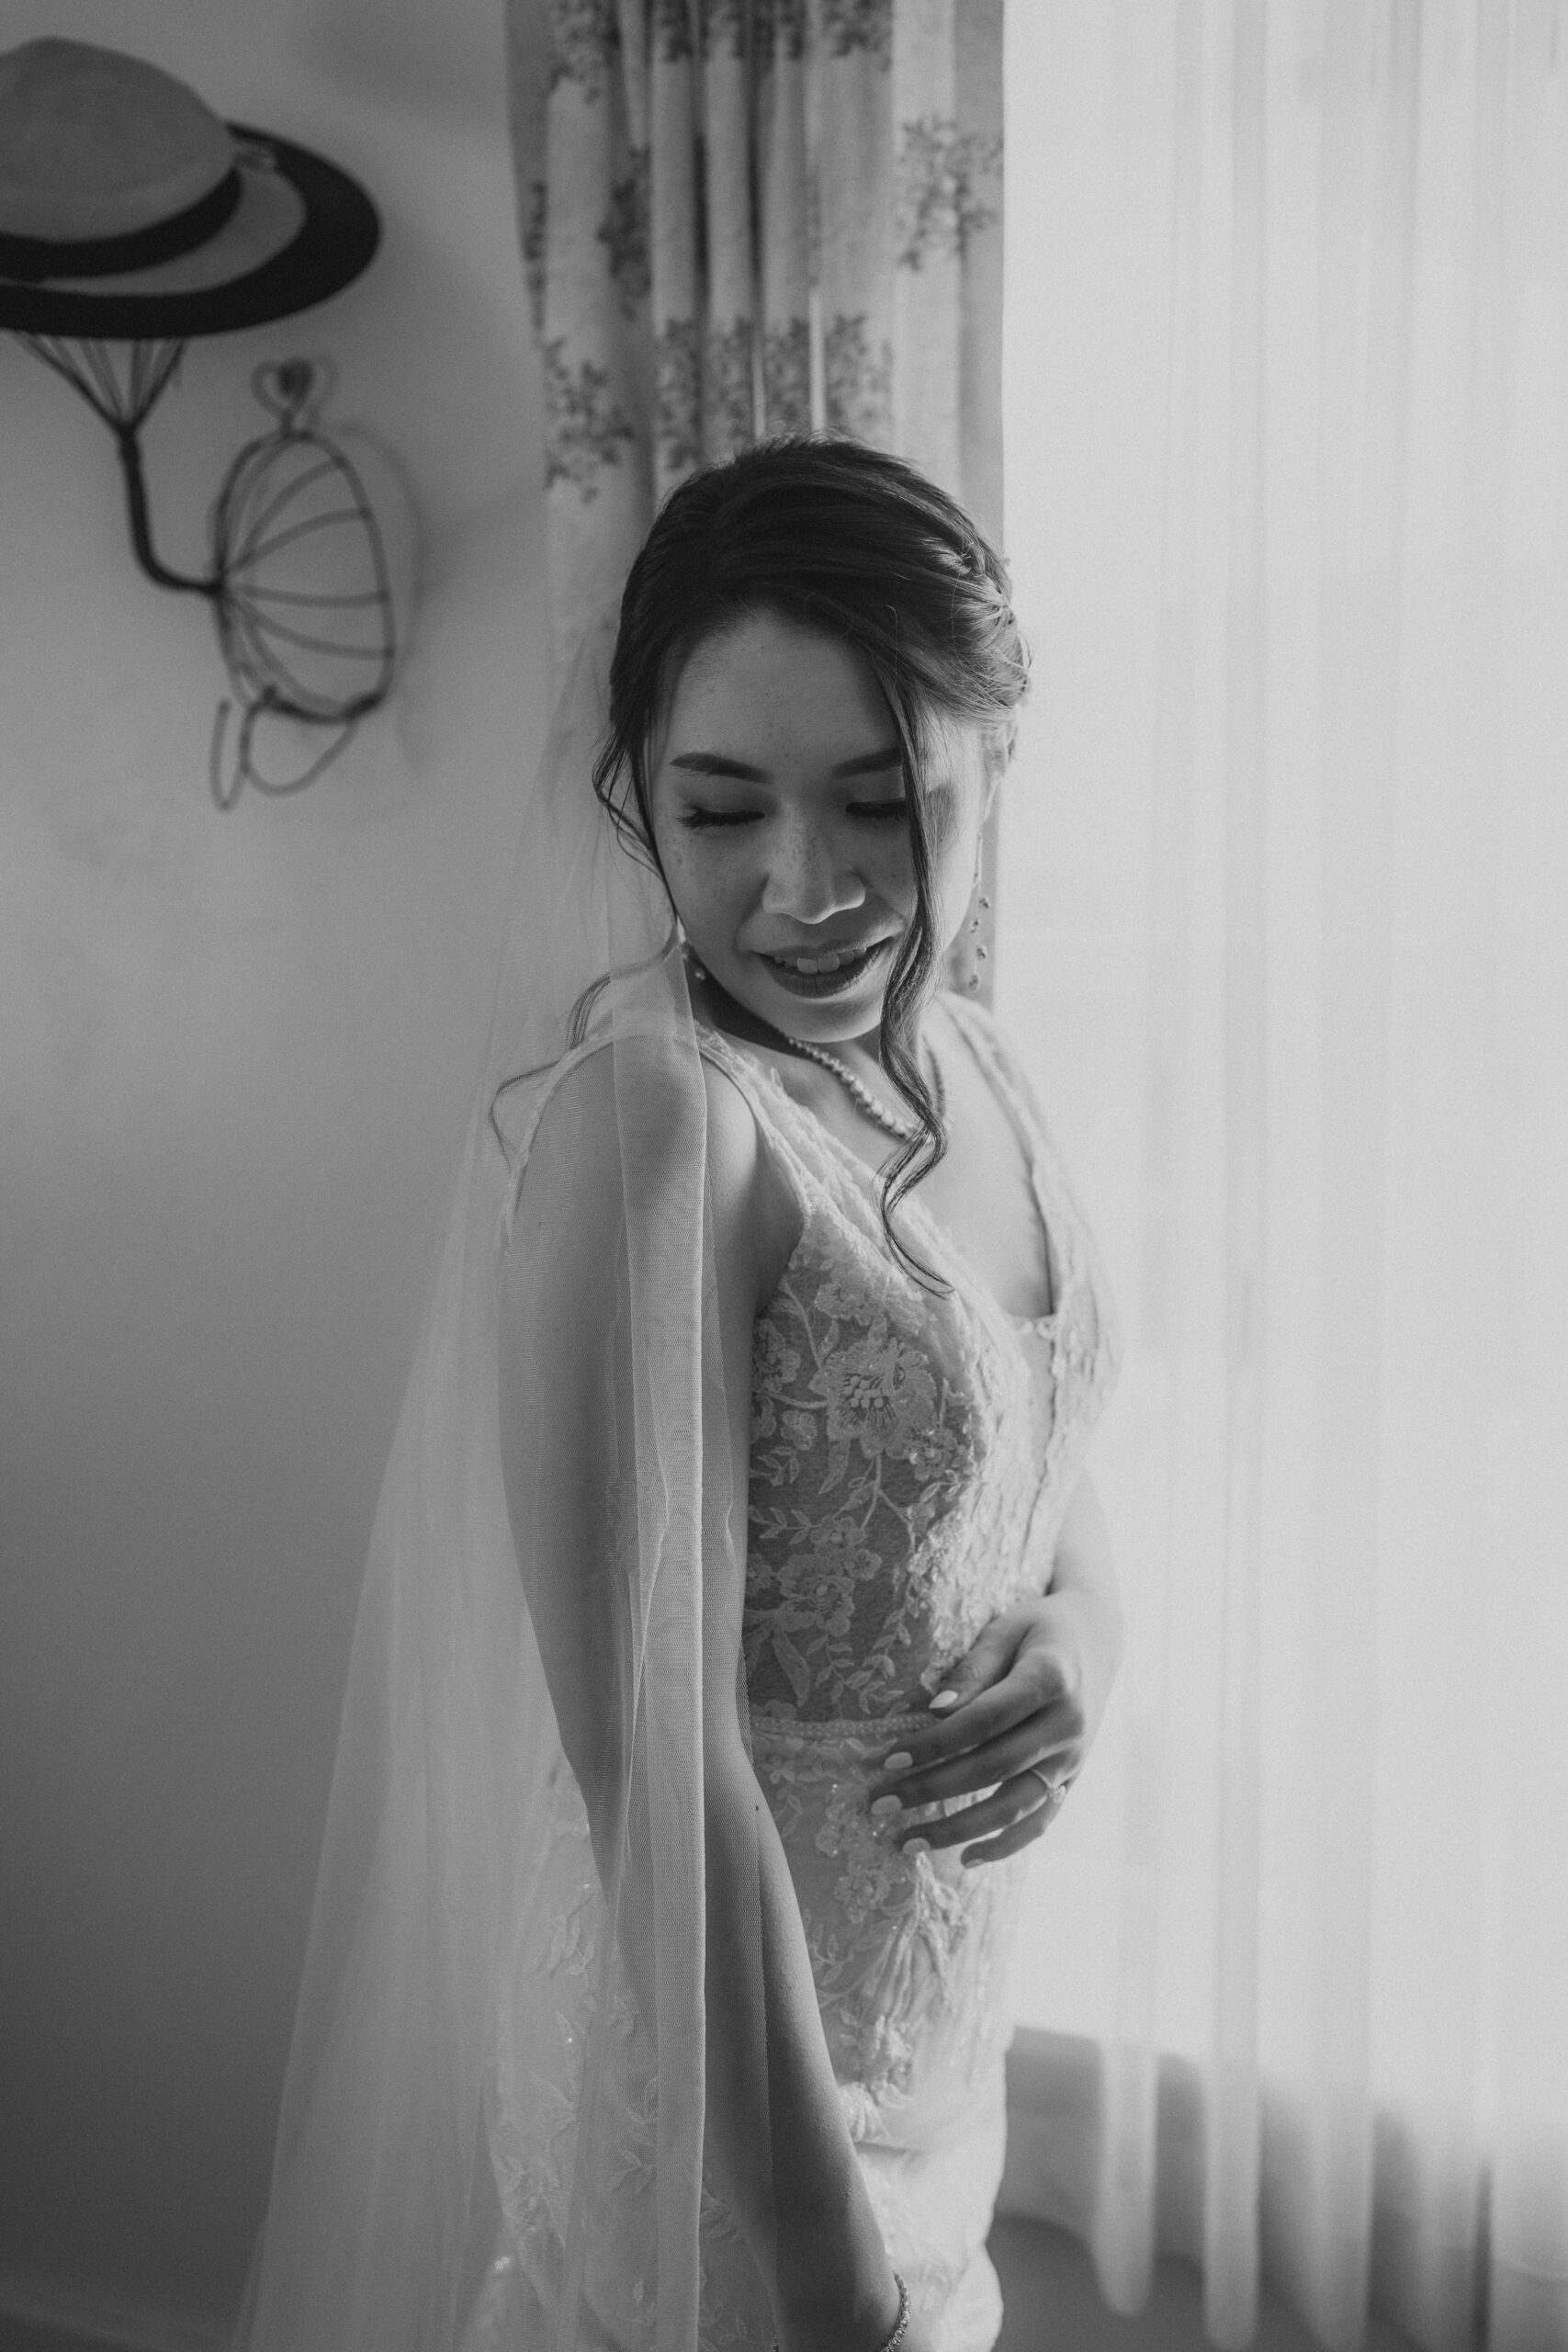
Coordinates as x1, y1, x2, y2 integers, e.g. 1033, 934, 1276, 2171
863, 1593, 1108, 1865
864, 1484, 1122, 1868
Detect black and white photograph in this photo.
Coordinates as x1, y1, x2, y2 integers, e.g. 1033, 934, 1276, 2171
2, 8, 1564, 2352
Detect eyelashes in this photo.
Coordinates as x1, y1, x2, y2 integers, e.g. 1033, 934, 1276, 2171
677, 808, 754, 831
679, 802, 910, 832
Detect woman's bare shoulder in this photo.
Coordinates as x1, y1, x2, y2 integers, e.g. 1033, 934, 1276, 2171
699, 1052, 803, 1309
506, 1033, 799, 1312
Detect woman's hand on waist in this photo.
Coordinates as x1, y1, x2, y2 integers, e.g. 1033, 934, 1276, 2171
863, 1468, 1122, 1866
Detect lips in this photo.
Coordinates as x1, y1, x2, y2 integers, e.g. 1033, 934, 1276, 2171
767, 947, 865, 976
761, 937, 892, 974
757, 937, 895, 998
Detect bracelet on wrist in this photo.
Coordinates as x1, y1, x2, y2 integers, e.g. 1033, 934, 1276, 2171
769, 2268, 910, 2352
874, 2273, 911, 2352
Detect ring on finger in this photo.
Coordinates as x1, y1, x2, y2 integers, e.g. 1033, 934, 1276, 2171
1025, 1765, 1069, 1806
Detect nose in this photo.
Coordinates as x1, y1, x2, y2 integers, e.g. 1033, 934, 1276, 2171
759, 811, 865, 925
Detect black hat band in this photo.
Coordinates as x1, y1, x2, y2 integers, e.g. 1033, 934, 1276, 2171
0, 164, 243, 285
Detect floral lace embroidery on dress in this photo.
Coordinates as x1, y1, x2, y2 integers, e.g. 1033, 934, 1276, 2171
734, 994, 1120, 1726
483, 995, 1122, 2352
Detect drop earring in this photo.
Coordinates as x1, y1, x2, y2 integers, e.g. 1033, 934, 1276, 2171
966, 877, 991, 988
678, 931, 708, 986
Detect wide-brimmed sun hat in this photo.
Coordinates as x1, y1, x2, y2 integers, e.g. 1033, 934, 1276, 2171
0, 37, 378, 339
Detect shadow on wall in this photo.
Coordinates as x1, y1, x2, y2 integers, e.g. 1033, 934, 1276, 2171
0, 0, 547, 2331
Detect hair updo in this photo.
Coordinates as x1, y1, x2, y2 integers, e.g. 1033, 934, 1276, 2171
593, 435, 1031, 1279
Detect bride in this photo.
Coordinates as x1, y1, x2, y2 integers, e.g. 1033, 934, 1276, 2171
234, 439, 1123, 2352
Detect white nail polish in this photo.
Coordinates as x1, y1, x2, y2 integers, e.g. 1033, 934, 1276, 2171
929, 1690, 960, 1713
903, 1836, 931, 1854
871, 1794, 902, 1818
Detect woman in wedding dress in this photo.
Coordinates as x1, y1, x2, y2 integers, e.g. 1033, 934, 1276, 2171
234, 439, 1122, 2352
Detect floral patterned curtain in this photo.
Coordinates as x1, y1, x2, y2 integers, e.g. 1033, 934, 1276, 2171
503, 0, 1005, 673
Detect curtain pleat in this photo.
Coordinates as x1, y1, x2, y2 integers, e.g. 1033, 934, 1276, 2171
953, 0, 1004, 540
699, 4, 756, 463
892, 0, 959, 486
1090, 1, 1205, 2313
649, 4, 699, 494
756, 3, 811, 432
810, 3, 896, 444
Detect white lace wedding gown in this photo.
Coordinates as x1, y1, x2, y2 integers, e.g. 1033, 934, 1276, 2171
476, 993, 1122, 2352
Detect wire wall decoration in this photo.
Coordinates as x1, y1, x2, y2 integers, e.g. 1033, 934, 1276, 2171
0, 45, 394, 814
16, 337, 397, 808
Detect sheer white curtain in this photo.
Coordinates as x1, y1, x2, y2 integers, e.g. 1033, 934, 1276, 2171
995, 6, 1568, 2349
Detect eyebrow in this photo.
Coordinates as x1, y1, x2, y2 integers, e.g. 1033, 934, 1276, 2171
669, 745, 905, 783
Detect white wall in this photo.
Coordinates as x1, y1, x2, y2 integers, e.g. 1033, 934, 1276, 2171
0, 0, 545, 2331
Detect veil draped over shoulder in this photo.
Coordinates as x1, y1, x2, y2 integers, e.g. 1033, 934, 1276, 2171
233, 614, 773, 2352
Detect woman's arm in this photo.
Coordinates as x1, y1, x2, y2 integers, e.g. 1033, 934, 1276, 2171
498, 1048, 909, 2352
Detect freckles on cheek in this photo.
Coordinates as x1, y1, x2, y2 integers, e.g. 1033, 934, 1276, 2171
649, 812, 699, 892
659, 839, 729, 944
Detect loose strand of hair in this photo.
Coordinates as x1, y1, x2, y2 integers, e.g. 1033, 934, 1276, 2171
875, 707, 952, 1295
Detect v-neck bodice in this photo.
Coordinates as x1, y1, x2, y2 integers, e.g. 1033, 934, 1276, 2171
694, 991, 1122, 1730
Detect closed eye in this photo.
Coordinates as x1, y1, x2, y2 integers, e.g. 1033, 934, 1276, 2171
679, 801, 908, 831
678, 807, 758, 830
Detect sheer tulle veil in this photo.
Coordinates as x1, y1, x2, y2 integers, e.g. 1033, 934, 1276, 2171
232, 611, 773, 2352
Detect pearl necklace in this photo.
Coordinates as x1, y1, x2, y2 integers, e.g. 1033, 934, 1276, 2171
762, 1027, 946, 1144
680, 947, 943, 1142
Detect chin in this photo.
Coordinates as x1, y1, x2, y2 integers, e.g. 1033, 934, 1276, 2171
736, 945, 895, 1036
764, 996, 889, 1046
